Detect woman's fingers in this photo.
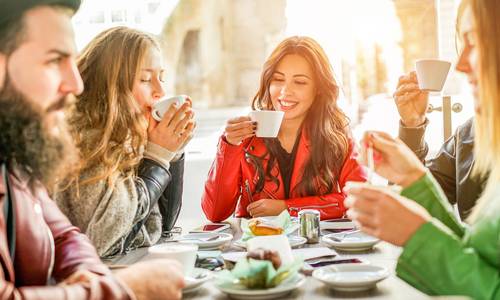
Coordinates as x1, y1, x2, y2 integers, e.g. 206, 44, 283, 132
167, 103, 192, 129
395, 91, 424, 106
178, 122, 196, 144
158, 103, 178, 127
228, 127, 256, 139
394, 83, 421, 97
365, 131, 399, 156
397, 71, 417, 86
173, 111, 194, 136
228, 116, 252, 124
247, 199, 264, 211
225, 121, 255, 133
346, 208, 377, 229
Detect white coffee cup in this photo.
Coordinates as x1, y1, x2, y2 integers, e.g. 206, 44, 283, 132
247, 235, 293, 265
249, 110, 284, 138
147, 243, 198, 276
415, 59, 451, 92
152, 95, 188, 121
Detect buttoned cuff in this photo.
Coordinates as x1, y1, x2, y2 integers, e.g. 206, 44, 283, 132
144, 142, 176, 170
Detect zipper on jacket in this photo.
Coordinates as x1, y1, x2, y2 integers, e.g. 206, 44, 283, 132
289, 202, 339, 212
46, 225, 55, 284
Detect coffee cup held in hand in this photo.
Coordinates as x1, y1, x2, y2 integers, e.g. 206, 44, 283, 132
152, 95, 188, 121
415, 59, 451, 92
249, 110, 284, 138
147, 243, 198, 276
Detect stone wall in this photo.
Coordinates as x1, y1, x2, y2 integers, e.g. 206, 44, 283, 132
159, 0, 286, 108
394, 0, 439, 72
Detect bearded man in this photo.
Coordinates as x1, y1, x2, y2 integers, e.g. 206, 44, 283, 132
0, 1, 184, 299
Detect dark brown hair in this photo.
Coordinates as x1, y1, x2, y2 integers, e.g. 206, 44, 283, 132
251, 36, 350, 197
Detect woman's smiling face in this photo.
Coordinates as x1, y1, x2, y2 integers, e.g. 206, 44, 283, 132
269, 54, 317, 122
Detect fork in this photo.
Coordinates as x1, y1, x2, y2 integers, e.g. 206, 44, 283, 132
327, 229, 361, 242
176, 235, 220, 242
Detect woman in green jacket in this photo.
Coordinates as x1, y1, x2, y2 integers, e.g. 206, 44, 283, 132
345, 0, 500, 298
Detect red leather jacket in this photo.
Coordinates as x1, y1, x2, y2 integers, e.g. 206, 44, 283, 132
202, 132, 367, 221
0, 169, 133, 300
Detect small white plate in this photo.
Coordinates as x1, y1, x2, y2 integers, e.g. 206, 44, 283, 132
321, 232, 379, 252
320, 219, 356, 231
233, 235, 307, 249
174, 232, 233, 250
183, 268, 213, 294
216, 273, 305, 300
313, 264, 389, 292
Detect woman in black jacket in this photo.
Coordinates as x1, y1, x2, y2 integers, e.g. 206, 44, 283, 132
55, 26, 195, 257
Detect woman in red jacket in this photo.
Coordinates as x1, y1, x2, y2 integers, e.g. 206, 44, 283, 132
202, 36, 367, 222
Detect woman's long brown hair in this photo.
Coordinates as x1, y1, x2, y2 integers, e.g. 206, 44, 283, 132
251, 36, 350, 197
65, 26, 159, 188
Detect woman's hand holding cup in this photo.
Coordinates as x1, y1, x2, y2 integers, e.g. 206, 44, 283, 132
360, 131, 426, 188
224, 116, 257, 146
148, 98, 196, 152
393, 71, 429, 128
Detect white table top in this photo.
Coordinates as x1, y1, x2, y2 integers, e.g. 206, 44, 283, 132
106, 219, 436, 299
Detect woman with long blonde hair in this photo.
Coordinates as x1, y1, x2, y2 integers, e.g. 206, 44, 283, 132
345, 0, 500, 298
56, 26, 195, 257
202, 36, 366, 221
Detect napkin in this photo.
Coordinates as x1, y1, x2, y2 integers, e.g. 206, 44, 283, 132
215, 256, 303, 289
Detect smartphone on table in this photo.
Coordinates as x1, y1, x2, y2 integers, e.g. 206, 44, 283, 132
190, 223, 230, 233
320, 218, 356, 233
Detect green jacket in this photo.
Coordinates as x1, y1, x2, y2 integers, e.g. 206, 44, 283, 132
396, 173, 500, 299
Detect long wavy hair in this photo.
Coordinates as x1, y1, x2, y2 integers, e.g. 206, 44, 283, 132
250, 36, 350, 197
461, 0, 500, 222
66, 26, 160, 187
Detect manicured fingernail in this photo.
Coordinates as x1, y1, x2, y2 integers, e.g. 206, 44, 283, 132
373, 151, 382, 162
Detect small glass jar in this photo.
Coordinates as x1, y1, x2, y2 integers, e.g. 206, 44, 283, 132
298, 209, 321, 243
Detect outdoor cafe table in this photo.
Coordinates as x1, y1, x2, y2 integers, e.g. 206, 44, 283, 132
106, 219, 435, 299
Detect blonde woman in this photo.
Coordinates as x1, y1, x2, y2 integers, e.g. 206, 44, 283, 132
55, 27, 195, 257
345, 0, 500, 298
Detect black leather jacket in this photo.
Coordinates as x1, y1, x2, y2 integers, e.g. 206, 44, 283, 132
399, 118, 486, 220
123, 155, 184, 248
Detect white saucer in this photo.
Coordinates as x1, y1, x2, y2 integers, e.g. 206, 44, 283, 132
320, 219, 356, 231
321, 232, 379, 252
183, 268, 213, 294
233, 235, 307, 249
174, 232, 233, 250
312, 264, 389, 292
216, 273, 305, 300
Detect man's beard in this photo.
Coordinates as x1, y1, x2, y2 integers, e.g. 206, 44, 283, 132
0, 76, 78, 190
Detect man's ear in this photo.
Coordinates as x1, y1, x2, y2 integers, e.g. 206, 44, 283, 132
0, 54, 5, 90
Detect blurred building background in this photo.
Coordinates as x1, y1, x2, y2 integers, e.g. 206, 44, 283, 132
72, 0, 473, 226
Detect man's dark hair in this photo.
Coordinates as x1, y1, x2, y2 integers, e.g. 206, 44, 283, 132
0, 2, 79, 55
0, 17, 26, 55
